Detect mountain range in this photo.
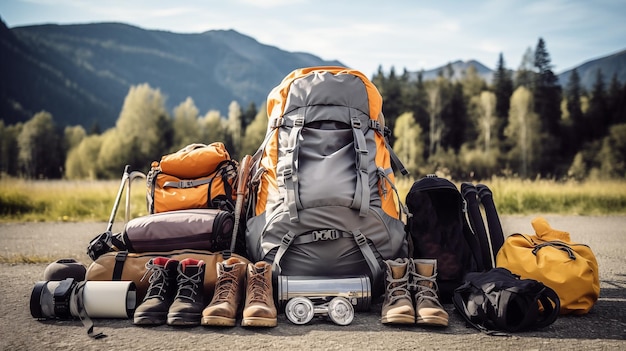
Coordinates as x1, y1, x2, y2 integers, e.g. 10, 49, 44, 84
1, 18, 624, 130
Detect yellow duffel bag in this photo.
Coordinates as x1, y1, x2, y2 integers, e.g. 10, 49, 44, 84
496, 217, 600, 315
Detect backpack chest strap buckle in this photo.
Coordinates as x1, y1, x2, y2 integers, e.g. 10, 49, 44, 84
312, 229, 341, 241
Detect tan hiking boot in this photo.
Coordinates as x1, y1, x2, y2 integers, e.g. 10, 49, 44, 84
201, 257, 247, 327
242, 261, 277, 327
381, 258, 415, 324
410, 258, 449, 327
167, 258, 206, 326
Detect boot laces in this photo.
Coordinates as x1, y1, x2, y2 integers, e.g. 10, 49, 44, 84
385, 274, 411, 305
212, 270, 238, 303
248, 272, 269, 303
176, 267, 203, 302
141, 261, 170, 300
409, 269, 441, 305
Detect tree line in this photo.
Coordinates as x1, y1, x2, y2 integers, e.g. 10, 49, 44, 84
1, 38, 624, 180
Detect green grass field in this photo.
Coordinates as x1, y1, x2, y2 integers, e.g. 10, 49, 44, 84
1, 177, 625, 222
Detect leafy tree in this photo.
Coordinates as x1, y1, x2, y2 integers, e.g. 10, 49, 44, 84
515, 47, 535, 89
17, 111, 62, 178
65, 133, 104, 179
199, 110, 227, 145
461, 65, 487, 100
379, 66, 403, 146
392, 112, 424, 176
172, 97, 201, 151
476, 91, 498, 154
227, 101, 243, 159
0, 121, 21, 176
241, 103, 268, 157
598, 123, 626, 178
505, 87, 541, 178
98, 84, 172, 177
426, 78, 444, 157
63, 125, 86, 154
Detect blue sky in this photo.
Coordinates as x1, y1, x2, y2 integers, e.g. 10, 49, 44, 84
1, 0, 625, 76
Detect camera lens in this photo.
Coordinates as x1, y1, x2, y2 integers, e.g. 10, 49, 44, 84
30, 281, 48, 319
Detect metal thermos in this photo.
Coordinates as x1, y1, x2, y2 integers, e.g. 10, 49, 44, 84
277, 275, 371, 312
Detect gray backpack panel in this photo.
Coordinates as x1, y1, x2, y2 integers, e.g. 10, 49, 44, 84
246, 70, 408, 295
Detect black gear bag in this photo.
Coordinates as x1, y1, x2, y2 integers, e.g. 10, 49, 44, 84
452, 267, 560, 334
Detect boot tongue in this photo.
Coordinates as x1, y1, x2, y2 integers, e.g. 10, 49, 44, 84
254, 262, 269, 274
415, 262, 434, 289
416, 262, 433, 277
390, 264, 407, 279
218, 258, 240, 276
389, 261, 408, 296
185, 265, 201, 276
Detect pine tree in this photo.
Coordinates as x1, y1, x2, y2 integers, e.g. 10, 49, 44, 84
533, 38, 562, 137
607, 73, 624, 125
533, 38, 563, 176
585, 69, 610, 141
493, 53, 513, 140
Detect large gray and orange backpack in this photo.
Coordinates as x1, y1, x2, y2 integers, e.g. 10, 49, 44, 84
244, 66, 409, 297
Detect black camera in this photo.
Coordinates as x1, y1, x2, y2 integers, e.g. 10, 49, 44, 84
30, 278, 136, 320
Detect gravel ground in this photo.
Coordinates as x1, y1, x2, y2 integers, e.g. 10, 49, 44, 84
0, 215, 625, 350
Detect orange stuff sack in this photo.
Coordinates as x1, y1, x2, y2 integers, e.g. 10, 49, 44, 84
159, 142, 230, 179
496, 217, 600, 315
147, 143, 237, 214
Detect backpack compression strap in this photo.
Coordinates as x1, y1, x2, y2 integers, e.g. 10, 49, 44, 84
272, 229, 382, 289
280, 115, 304, 222
351, 116, 370, 217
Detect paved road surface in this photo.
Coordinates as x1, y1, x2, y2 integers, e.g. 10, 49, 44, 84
0, 215, 625, 350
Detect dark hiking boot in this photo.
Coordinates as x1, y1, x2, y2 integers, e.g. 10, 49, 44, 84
242, 261, 277, 327
167, 258, 206, 326
201, 257, 247, 327
410, 258, 448, 327
381, 258, 415, 324
133, 257, 179, 325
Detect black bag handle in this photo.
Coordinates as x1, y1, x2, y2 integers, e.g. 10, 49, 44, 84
534, 285, 561, 329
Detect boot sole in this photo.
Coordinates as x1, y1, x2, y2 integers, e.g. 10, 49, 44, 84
201, 316, 236, 327
167, 312, 201, 326
241, 317, 277, 327
133, 312, 167, 326
381, 314, 415, 324
416, 316, 449, 327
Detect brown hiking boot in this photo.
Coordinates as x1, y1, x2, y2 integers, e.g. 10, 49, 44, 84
133, 257, 179, 325
201, 257, 247, 327
242, 261, 277, 327
167, 258, 206, 326
410, 258, 448, 327
381, 258, 415, 324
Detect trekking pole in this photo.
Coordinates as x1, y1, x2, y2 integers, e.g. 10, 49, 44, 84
106, 165, 130, 233
124, 170, 146, 224
230, 155, 252, 254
